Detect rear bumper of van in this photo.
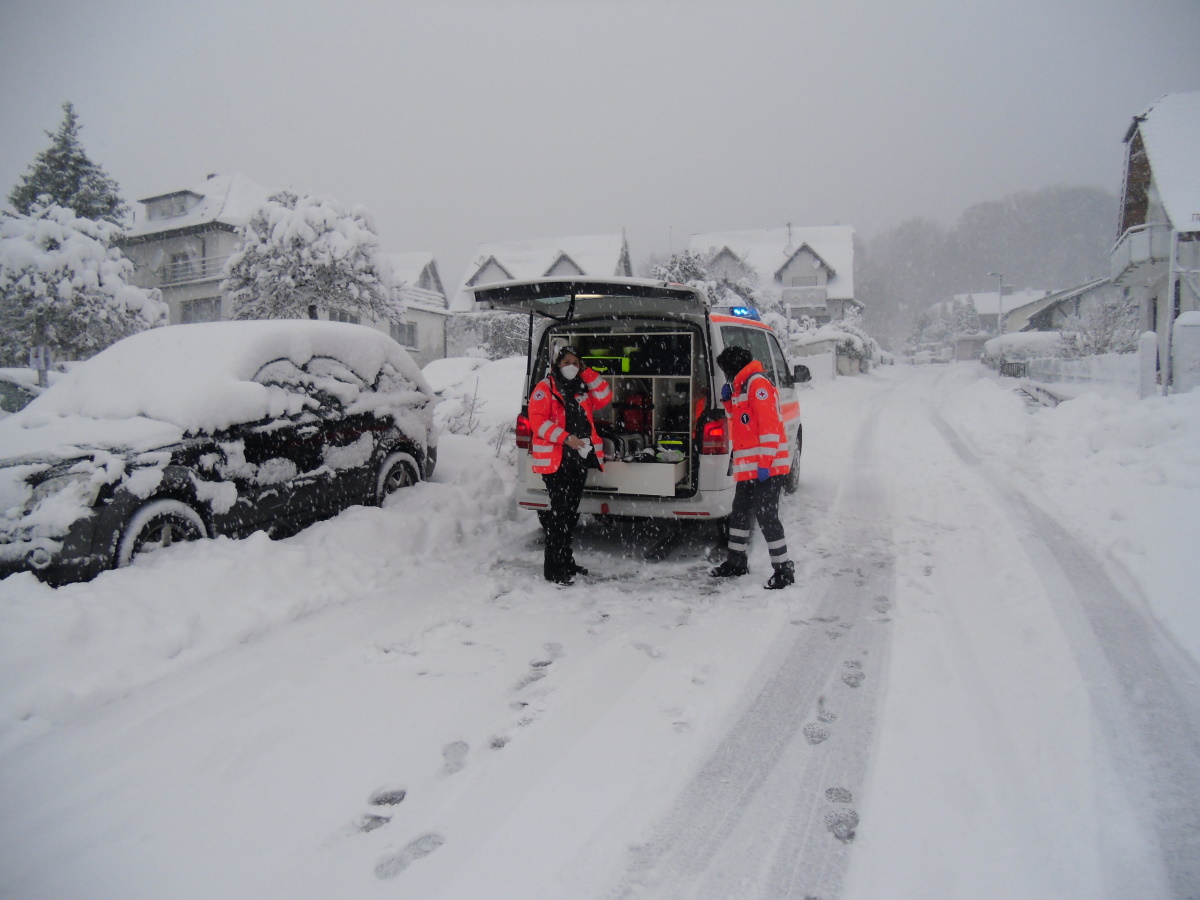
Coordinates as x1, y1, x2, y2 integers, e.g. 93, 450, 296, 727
513, 454, 735, 520
516, 486, 735, 520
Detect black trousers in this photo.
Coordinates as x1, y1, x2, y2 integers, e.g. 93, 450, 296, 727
540, 451, 589, 577
726, 476, 789, 567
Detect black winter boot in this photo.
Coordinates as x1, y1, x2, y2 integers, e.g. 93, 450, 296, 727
764, 560, 795, 590
710, 558, 749, 578
546, 568, 575, 586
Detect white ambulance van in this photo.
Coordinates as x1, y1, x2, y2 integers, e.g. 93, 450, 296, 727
469, 276, 810, 524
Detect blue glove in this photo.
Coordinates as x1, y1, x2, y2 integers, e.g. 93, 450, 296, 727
720, 384, 732, 402
757, 467, 770, 482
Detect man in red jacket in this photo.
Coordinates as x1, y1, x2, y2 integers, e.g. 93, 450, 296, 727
710, 345, 795, 589
528, 346, 612, 584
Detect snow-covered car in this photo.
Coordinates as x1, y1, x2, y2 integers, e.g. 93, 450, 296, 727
0, 370, 42, 414
0, 320, 437, 585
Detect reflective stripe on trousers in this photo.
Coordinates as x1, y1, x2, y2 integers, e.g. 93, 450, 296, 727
725, 476, 788, 564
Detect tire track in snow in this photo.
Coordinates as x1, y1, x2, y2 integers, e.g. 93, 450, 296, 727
931, 411, 1200, 898
612, 388, 898, 900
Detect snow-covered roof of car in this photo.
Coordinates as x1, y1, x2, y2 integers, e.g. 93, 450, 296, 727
0, 321, 432, 461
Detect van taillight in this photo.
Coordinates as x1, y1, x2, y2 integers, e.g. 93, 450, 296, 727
515, 414, 532, 450
701, 417, 730, 454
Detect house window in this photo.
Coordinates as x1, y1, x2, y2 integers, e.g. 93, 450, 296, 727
181, 297, 221, 324
790, 275, 818, 287
391, 321, 418, 348
329, 310, 360, 325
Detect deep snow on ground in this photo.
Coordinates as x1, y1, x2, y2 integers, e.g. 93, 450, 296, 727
0, 361, 1197, 899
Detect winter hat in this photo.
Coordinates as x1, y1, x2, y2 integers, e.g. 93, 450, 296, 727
554, 345, 580, 367
716, 345, 753, 381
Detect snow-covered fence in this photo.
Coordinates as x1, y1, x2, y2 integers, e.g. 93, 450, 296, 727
1025, 352, 1140, 392
993, 331, 1159, 399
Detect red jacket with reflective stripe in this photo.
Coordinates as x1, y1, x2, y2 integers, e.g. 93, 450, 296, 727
721, 360, 791, 481
527, 368, 612, 474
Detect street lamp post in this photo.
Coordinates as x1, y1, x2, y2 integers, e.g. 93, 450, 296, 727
987, 271, 1006, 335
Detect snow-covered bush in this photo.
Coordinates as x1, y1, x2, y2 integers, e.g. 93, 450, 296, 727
224, 191, 400, 323
1057, 296, 1139, 358
446, 311, 529, 359
425, 357, 527, 460
652, 250, 757, 307
0, 206, 167, 366
781, 308, 883, 372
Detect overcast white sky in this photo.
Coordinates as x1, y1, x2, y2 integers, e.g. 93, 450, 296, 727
2, 0, 1198, 287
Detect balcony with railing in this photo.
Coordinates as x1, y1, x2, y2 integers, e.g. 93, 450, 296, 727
161, 255, 230, 285
781, 286, 827, 309
1111, 223, 1172, 284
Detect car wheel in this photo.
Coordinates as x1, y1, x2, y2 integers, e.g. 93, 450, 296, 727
376, 452, 420, 504
116, 499, 207, 567
783, 426, 803, 495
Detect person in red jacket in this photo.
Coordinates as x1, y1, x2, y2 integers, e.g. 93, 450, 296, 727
528, 346, 612, 585
710, 345, 795, 589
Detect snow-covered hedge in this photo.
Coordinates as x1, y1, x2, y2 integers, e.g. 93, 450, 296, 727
981, 331, 1063, 365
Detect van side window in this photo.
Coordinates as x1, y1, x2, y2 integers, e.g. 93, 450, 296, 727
767, 333, 794, 388
720, 326, 777, 384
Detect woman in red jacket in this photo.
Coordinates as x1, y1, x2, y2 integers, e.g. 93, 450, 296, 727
528, 346, 612, 584
709, 345, 795, 589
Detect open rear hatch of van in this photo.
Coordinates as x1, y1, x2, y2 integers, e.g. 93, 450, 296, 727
470, 278, 704, 321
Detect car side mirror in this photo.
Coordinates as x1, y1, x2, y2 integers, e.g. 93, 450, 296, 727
793, 364, 811, 384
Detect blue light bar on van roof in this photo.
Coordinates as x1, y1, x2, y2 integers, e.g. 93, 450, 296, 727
728, 306, 761, 321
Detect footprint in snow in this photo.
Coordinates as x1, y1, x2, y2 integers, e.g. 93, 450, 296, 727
824, 808, 859, 843
842, 660, 865, 689
514, 668, 547, 690
816, 696, 837, 723
803, 723, 831, 745
370, 787, 407, 806
356, 786, 407, 832
375, 832, 445, 879
359, 814, 390, 833
443, 741, 469, 775
632, 641, 663, 659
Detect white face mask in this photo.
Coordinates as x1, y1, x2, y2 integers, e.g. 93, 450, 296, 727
559, 364, 580, 381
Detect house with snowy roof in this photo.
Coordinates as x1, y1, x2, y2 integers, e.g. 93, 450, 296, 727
123, 173, 272, 325
1110, 91, 1200, 390
450, 232, 633, 312
947, 288, 1051, 336
1008, 278, 1120, 333
384, 252, 450, 368
688, 225, 857, 324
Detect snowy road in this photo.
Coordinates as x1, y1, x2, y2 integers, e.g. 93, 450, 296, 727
1, 363, 1198, 899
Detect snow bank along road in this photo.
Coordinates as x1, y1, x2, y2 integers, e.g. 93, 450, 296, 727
0, 364, 1197, 899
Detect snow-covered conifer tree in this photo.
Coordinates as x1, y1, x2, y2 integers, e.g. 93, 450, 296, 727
224, 191, 400, 323
0, 206, 167, 366
7, 103, 128, 225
